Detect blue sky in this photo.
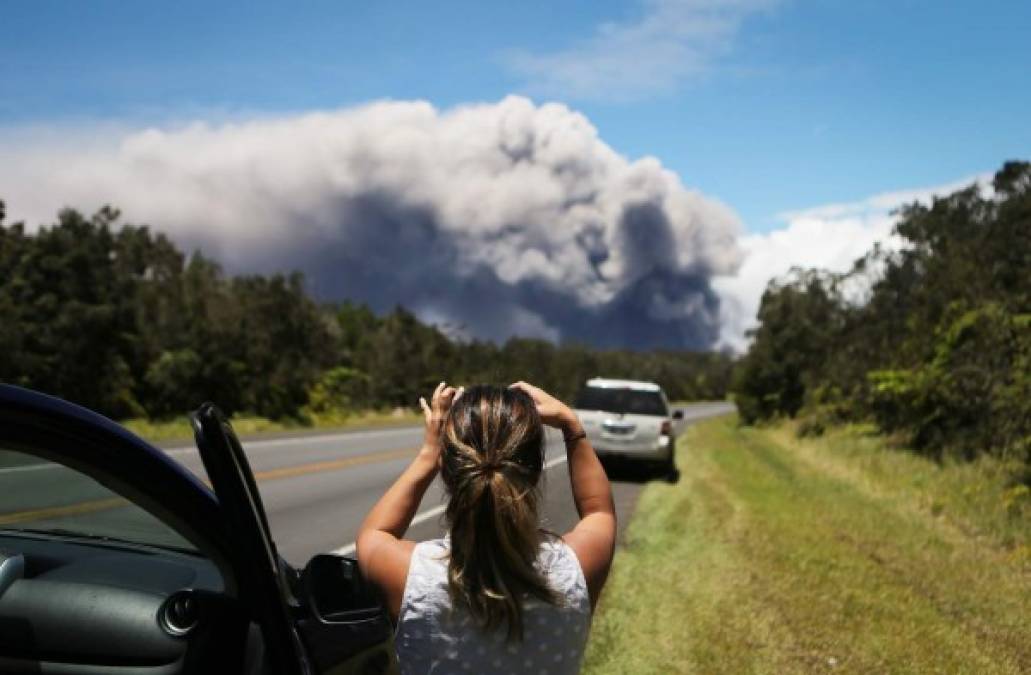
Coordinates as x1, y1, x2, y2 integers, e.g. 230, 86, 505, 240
4, 0, 1029, 234
2, 1, 1027, 349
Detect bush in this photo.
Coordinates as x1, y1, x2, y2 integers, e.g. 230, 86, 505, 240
869, 304, 1031, 462
305, 366, 371, 415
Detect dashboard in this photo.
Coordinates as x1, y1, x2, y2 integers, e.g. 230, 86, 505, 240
0, 532, 258, 674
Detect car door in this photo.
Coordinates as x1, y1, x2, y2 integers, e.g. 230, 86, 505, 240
0, 385, 393, 674
191, 402, 311, 675
191, 403, 397, 675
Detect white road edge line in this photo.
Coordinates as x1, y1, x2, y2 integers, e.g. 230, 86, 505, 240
329, 453, 570, 558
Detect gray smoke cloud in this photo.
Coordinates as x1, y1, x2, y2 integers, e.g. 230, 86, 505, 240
1, 96, 743, 349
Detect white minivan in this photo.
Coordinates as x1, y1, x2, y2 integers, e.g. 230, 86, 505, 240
573, 378, 683, 476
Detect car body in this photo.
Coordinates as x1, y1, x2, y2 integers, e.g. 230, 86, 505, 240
573, 378, 683, 475
0, 384, 395, 674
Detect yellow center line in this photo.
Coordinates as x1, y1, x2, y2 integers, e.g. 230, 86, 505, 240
0, 446, 419, 526
0, 497, 127, 526
251, 446, 417, 481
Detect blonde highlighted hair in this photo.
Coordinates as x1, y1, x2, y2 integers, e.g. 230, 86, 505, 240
439, 384, 558, 640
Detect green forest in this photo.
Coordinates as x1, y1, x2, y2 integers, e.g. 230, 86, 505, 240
732, 161, 1030, 468
0, 201, 733, 422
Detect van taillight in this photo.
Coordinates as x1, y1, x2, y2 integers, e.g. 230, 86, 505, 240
661, 421, 672, 436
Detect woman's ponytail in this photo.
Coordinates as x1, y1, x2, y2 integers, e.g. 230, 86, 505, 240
439, 385, 558, 640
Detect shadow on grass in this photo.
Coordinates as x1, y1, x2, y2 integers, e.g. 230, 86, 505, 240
600, 458, 680, 485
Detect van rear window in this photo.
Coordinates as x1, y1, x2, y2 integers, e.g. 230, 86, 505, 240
574, 387, 667, 416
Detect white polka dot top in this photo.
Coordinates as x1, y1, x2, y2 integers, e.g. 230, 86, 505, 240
395, 536, 592, 674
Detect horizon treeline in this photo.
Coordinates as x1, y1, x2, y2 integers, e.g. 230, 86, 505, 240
732, 161, 1030, 467
0, 201, 734, 421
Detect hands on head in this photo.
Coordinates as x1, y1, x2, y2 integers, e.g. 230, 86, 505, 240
419, 379, 578, 441
419, 381, 464, 456
411, 379, 612, 611
508, 381, 579, 432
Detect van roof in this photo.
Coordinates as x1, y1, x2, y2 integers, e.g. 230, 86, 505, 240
584, 378, 662, 392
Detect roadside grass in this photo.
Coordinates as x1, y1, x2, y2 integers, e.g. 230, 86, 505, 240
124, 408, 422, 444
583, 415, 1031, 674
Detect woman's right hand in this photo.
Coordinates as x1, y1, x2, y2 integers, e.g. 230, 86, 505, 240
514, 381, 613, 610
509, 381, 579, 432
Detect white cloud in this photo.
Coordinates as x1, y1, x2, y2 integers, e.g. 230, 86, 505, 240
503, 0, 776, 101
712, 173, 991, 351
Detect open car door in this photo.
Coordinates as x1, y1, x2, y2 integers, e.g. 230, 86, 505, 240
192, 403, 396, 675
191, 403, 311, 675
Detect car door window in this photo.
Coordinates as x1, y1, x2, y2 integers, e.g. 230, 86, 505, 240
0, 444, 196, 553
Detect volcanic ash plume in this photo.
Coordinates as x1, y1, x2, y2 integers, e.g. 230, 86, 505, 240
2, 96, 744, 349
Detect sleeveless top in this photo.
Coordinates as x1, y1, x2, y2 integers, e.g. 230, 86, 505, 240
395, 536, 592, 675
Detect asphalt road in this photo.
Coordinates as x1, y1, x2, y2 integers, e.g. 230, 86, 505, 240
1, 402, 734, 566
168, 401, 735, 565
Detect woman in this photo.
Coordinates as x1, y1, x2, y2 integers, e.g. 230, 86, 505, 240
356, 381, 617, 674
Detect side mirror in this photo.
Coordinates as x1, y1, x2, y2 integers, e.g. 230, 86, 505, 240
672, 409, 684, 420
296, 554, 396, 673
300, 554, 381, 621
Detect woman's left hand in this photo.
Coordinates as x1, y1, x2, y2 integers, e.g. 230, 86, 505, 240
419, 381, 463, 457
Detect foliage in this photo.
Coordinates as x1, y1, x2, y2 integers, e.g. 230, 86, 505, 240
731, 268, 845, 423
305, 366, 372, 414
0, 200, 735, 421
732, 161, 1031, 466
868, 305, 1031, 461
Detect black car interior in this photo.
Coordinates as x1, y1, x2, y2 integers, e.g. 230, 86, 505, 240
0, 533, 393, 674
0, 532, 244, 674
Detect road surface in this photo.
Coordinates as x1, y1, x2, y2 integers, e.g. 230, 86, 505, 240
175, 401, 734, 564
2, 402, 734, 565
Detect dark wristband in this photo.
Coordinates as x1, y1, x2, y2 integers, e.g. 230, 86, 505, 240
563, 428, 587, 444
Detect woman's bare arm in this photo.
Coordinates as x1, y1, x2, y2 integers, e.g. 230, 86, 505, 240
355, 382, 459, 619
558, 414, 616, 609
355, 449, 437, 618
509, 382, 616, 609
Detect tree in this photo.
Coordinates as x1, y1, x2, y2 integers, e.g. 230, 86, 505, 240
732, 160, 1031, 465
1, 201, 738, 422
732, 269, 844, 423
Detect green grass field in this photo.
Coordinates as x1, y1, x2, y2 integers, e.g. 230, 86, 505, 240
583, 415, 1030, 674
